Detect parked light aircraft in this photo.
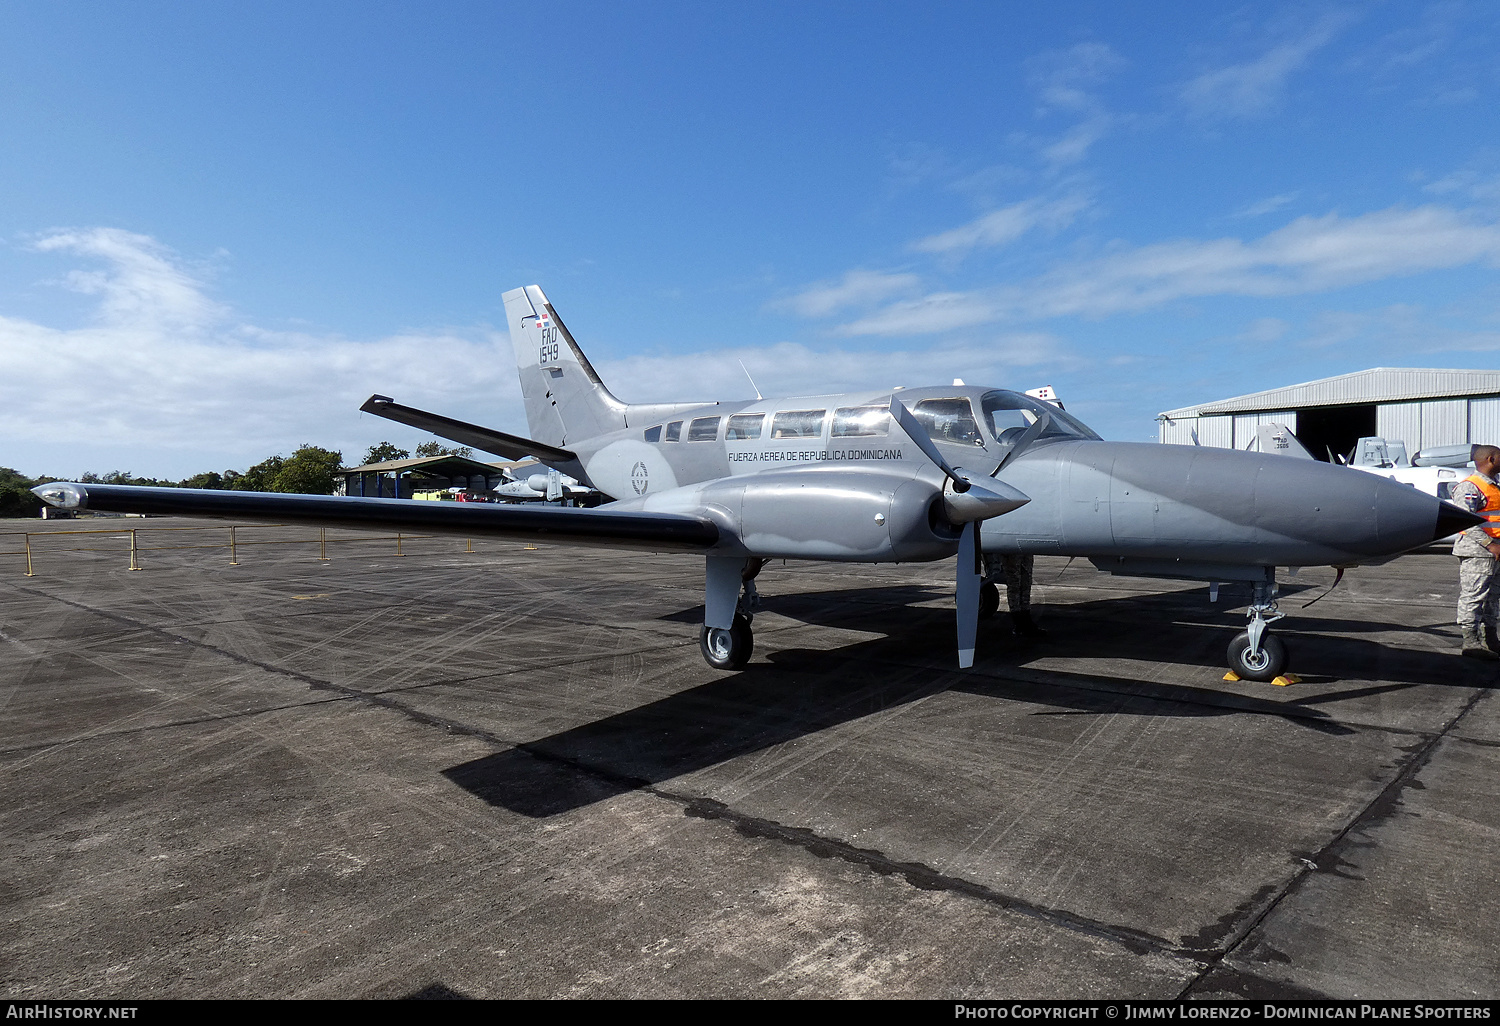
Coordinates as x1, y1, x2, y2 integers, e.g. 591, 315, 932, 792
1255, 424, 1468, 503
35, 286, 1480, 681
490, 460, 600, 506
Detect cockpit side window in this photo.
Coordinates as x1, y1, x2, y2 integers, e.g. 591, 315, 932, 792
913, 398, 983, 445
979, 390, 1100, 444
644, 425, 662, 443
664, 421, 682, 442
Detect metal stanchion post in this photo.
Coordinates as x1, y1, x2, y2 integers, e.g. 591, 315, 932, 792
229, 526, 239, 565
128, 529, 142, 571
320, 528, 328, 561
397, 532, 404, 556
24, 534, 35, 577
466, 538, 473, 553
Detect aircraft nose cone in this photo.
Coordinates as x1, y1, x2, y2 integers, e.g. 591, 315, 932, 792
1436, 502, 1485, 540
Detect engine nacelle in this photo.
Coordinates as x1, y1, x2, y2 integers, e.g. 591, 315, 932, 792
682, 466, 961, 562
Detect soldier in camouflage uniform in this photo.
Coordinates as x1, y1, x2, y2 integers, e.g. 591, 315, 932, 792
1450, 445, 1500, 660
983, 553, 1046, 638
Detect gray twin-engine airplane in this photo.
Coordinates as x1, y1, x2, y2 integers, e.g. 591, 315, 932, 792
35, 285, 1480, 681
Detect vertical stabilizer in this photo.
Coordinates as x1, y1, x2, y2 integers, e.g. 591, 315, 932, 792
503, 286, 628, 448
1255, 423, 1314, 459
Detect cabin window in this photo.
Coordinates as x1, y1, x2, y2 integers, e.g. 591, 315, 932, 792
665, 421, 682, 442
687, 416, 721, 442
725, 413, 764, 440
832, 406, 890, 437
644, 425, 662, 443
914, 398, 983, 445
770, 409, 826, 439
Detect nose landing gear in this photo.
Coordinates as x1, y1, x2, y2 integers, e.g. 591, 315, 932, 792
1226, 579, 1288, 682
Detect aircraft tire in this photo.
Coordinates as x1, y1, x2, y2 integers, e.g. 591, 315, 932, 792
978, 582, 1000, 620
700, 615, 754, 670
1226, 631, 1287, 682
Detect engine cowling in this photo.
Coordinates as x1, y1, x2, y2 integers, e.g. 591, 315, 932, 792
624, 465, 965, 562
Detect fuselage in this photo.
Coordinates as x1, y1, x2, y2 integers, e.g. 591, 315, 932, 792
561, 385, 1463, 568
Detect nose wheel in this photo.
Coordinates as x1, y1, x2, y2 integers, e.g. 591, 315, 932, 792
1227, 579, 1289, 682
1227, 630, 1287, 681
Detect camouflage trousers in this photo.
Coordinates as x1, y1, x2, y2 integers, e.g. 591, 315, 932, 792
983, 553, 1034, 612
1456, 556, 1500, 627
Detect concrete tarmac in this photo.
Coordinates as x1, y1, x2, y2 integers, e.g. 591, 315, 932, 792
1, 517, 1497, 999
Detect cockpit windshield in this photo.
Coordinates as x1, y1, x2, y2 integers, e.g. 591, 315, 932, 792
980, 390, 1100, 446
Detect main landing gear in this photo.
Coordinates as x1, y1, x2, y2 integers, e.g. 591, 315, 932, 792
699, 558, 764, 670
1225, 578, 1288, 682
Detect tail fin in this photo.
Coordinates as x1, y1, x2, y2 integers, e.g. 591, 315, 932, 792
1255, 423, 1314, 459
503, 286, 628, 448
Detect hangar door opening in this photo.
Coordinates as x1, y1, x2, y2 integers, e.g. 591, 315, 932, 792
1295, 404, 1376, 463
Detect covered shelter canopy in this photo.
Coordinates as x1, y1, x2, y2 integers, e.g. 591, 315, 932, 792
335, 455, 511, 499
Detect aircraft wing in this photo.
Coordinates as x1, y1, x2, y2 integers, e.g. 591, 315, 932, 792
31, 483, 719, 553
359, 395, 575, 463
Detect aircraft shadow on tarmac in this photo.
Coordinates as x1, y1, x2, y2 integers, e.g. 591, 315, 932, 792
442, 580, 1493, 818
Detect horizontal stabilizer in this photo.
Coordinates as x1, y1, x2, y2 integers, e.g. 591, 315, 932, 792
32, 484, 718, 553
359, 395, 575, 463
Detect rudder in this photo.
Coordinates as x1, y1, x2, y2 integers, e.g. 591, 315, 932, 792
503, 285, 628, 448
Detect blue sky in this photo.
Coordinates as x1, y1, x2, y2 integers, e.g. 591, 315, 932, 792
2, 1, 1498, 478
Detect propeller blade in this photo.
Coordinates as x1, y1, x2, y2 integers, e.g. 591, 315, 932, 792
994, 411, 1051, 475
956, 520, 981, 668
890, 397, 971, 492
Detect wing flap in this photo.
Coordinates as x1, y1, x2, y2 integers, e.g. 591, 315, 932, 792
32, 484, 719, 552
359, 395, 576, 463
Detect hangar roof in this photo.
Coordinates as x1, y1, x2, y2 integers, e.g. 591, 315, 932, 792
337, 454, 502, 475
1160, 368, 1500, 419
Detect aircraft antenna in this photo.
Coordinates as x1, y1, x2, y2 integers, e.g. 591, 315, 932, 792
739, 360, 763, 400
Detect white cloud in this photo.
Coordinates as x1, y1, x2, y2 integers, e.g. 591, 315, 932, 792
599, 334, 1071, 405
1181, 15, 1349, 119
774, 269, 921, 318
839, 204, 1500, 335
911, 193, 1092, 258
1423, 166, 1500, 206
1233, 192, 1299, 218
0, 229, 514, 476
32, 228, 228, 331
1026, 42, 1125, 113
1023, 42, 1125, 168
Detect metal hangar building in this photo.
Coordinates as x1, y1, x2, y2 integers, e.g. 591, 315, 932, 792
1157, 368, 1500, 462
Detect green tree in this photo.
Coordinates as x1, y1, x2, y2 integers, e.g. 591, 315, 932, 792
414, 440, 473, 458
0, 467, 41, 518
232, 455, 285, 492
272, 445, 344, 494
179, 471, 224, 490
363, 441, 409, 465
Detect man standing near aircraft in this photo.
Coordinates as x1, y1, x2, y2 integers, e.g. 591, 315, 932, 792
985, 554, 1046, 638
1451, 445, 1500, 660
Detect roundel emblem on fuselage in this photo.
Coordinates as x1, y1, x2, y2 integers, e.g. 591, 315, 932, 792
631, 460, 649, 495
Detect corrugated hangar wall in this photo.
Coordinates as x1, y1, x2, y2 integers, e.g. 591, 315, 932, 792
1159, 370, 1500, 460
1161, 400, 1493, 454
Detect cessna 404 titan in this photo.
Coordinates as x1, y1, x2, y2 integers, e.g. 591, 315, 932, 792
36, 285, 1480, 681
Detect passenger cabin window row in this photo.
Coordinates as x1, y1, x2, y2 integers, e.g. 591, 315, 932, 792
641, 390, 1099, 447
643, 405, 895, 442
